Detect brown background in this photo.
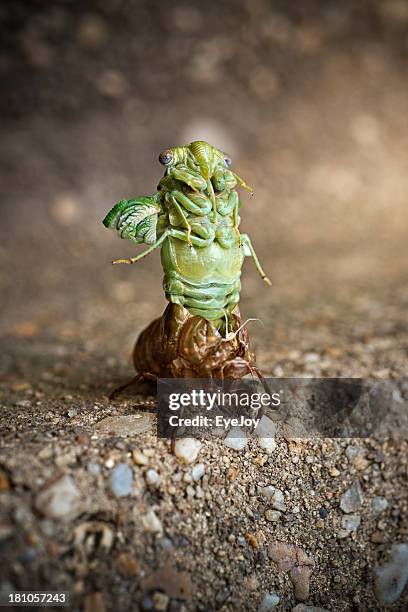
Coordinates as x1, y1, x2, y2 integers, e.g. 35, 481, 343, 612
1, 0, 407, 358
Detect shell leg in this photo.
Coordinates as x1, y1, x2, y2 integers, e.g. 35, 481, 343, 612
108, 372, 156, 400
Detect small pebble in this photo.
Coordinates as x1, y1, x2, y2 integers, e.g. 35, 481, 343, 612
0, 471, 10, 492
255, 416, 276, 454
345, 445, 360, 461
152, 591, 169, 611
67, 408, 78, 418
109, 464, 133, 498
224, 427, 247, 450
141, 595, 154, 611
341, 514, 361, 533
116, 553, 140, 577
174, 438, 202, 464
140, 510, 163, 534
259, 486, 286, 511
191, 463, 205, 482
35, 475, 83, 521
340, 480, 363, 513
95, 414, 154, 437
372, 496, 388, 515
132, 450, 149, 465
258, 592, 280, 611
265, 510, 281, 522
374, 543, 408, 605
145, 469, 160, 486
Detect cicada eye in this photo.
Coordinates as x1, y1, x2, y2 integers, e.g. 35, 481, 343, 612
159, 149, 174, 165
224, 156, 232, 168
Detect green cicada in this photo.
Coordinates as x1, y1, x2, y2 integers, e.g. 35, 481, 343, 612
103, 141, 270, 384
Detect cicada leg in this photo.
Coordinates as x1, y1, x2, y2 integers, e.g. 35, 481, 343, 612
165, 192, 192, 246
108, 372, 157, 400
112, 230, 169, 265
230, 191, 241, 245
240, 234, 272, 286
170, 164, 207, 192
168, 224, 215, 248
206, 178, 217, 223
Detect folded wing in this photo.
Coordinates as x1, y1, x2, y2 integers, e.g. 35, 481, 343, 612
103, 195, 161, 245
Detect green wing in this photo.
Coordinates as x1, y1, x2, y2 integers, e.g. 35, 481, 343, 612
103, 195, 161, 245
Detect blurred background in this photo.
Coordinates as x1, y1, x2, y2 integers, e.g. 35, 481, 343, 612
1, 0, 407, 371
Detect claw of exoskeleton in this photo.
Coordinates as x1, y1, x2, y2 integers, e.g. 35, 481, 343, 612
112, 258, 132, 265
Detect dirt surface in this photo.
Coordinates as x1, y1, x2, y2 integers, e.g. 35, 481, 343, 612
1, 1, 408, 611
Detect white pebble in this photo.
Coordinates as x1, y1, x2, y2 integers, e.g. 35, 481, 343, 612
258, 593, 280, 611
109, 463, 133, 498
35, 475, 83, 521
255, 416, 276, 454
223, 427, 247, 450
145, 469, 160, 486
191, 463, 205, 481
342, 514, 361, 532
174, 438, 202, 464
258, 486, 286, 511
140, 510, 163, 534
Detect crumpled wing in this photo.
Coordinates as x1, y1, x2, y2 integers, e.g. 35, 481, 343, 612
103, 195, 161, 245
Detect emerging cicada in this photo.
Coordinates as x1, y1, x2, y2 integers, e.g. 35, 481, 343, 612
103, 141, 270, 394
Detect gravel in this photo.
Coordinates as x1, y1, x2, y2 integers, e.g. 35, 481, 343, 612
339, 514, 361, 537
254, 416, 277, 454
372, 496, 388, 515
223, 427, 247, 450
258, 593, 280, 611
174, 438, 202, 464
109, 463, 133, 497
191, 463, 205, 481
35, 475, 83, 521
139, 510, 163, 534
339, 480, 364, 513
265, 510, 281, 522
145, 469, 160, 486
